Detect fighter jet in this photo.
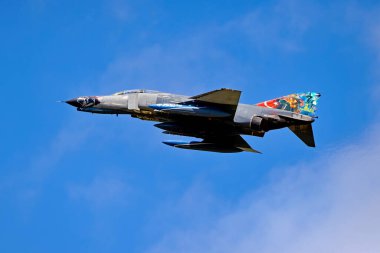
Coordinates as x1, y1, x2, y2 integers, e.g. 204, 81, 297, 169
65, 88, 321, 153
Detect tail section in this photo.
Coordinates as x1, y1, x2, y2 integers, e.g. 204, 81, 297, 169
256, 92, 321, 117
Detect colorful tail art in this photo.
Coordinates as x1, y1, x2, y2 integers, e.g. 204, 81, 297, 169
256, 92, 321, 117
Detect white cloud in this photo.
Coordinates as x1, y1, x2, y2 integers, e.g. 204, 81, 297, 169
343, 3, 380, 99
368, 20, 380, 98
28, 0, 47, 13
106, 0, 132, 21
98, 0, 321, 94
28, 123, 92, 181
99, 38, 245, 94
223, 0, 320, 53
0, 119, 93, 210
146, 123, 380, 253
142, 3, 380, 248
68, 175, 129, 210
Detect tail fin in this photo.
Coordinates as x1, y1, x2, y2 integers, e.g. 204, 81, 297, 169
256, 92, 321, 117
288, 124, 315, 147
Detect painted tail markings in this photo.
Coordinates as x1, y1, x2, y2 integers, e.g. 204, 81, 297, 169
256, 92, 321, 117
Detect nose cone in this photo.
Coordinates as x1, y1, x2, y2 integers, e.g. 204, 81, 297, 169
65, 96, 101, 108
65, 98, 81, 107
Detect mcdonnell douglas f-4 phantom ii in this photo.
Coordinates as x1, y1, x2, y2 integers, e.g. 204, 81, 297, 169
65, 88, 321, 153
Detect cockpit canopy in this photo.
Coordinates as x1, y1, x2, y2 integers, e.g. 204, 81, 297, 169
113, 89, 159, 95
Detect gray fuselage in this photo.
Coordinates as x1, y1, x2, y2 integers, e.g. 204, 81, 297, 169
73, 89, 313, 138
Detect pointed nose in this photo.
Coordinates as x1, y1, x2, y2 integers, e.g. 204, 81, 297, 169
65, 98, 81, 107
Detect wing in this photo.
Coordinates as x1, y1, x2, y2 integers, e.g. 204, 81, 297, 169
156, 122, 260, 153
188, 88, 241, 117
204, 134, 261, 153
149, 88, 242, 119
190, 88, 241, 106
163, 134, 261, 153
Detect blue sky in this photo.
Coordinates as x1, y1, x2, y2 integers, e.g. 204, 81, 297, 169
1, 0, 380, 252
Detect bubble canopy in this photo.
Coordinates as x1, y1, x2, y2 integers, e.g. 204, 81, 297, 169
113, 89, 160, 95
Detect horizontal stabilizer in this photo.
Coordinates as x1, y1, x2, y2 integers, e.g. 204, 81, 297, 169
278, 113, 315, 123
288, 124, 315, 147
190, 88, 241, 106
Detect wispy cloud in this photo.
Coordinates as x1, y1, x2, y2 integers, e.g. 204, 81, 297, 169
366, 15, 380, 99
99, 37, 245, 94
98, 0, 321, 94
344, 3, 380, 99
0, 119, 93, 209
28, 0, 48, 14
106, 0, 132, 21
142, 3, 380, 252
146, 122, 380, 253
223, 0, 320, 53
68, 174, 129, 210
66, 171, 133, 249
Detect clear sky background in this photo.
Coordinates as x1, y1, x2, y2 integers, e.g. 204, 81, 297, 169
1, 0, 380, 252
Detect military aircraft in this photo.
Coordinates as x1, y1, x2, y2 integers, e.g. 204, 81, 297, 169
65, 88, 320, 153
